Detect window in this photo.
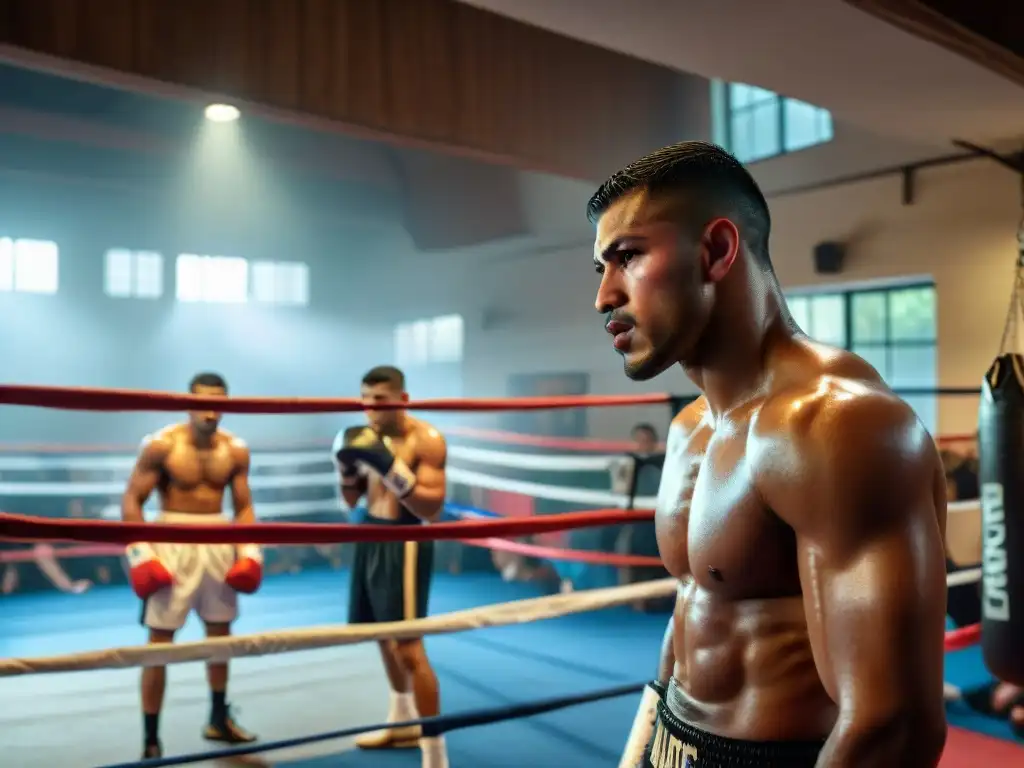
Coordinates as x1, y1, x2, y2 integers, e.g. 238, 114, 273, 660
787, 284, 938, 431
104, 249, 163, 299
175, 254, 248, 304
0, 238, 59, 294
394, 314, 464, 367
725, 83, 833, 164
251, 261, 309, 306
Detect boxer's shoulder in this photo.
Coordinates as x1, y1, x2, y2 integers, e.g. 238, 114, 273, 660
754, 375, 937, 531
757, 374, 924, 450
211, 429, 250, 469
411, 419, 446, 464
139, 425, 177, 457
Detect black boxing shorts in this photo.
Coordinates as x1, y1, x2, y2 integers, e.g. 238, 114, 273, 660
348, 517, 434, 625
644, 683, 824, 768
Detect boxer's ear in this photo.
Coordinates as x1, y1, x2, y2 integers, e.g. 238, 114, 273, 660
700, 217, 740, 283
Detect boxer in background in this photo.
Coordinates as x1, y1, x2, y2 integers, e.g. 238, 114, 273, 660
589, 141, 948, 767
334, 365, 449, 768
613, 424, 667, 610
121, 372, 261, 759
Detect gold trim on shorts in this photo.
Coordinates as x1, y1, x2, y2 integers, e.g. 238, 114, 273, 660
402, 540, 418, 621
649, 717, 699, 768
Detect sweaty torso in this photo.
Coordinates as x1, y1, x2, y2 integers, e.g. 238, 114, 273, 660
365, 419, 427, 522
658, 341, 945, 741
154, 425, 242, 515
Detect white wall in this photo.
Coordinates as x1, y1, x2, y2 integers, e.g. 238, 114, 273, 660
769, 156, 1020, 437
384, 147, 1019, 443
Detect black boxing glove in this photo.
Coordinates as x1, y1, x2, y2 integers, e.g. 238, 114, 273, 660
332, 428, 365, 487
333, 426, 416, 498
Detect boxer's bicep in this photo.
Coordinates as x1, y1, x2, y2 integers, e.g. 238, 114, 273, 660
797, 504, 943, 719
123, 437, 167, 512
230, 445, 255, 522
405, 429, 447, 520
776, 393, 946, 738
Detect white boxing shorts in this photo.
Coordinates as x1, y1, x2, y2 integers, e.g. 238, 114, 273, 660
140, 512, 239, 631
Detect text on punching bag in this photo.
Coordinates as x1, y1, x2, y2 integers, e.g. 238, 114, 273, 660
982, 482, 1010, 621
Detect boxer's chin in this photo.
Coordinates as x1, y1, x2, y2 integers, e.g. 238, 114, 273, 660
622, 345, 675, 382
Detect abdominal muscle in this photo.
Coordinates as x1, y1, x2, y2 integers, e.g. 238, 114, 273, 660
160, 486, 226, 515
669, 583, 838, 742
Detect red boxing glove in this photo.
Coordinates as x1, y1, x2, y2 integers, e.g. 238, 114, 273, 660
125, 543, 173, 599
226, 544, 263, 594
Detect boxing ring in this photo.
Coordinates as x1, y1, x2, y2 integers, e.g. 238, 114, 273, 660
0, 385, 1020, 767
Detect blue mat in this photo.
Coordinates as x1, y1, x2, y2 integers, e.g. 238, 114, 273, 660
1, 571, 1019, 767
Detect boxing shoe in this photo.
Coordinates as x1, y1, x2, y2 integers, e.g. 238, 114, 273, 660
141, 741, 162, 759
355, 724, 422, 750
202, 707, 257, 744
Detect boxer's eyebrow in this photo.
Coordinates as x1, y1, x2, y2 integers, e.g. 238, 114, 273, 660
596, 236, 643, 265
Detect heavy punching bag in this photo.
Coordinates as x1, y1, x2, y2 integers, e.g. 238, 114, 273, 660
979, 233, 1024, 684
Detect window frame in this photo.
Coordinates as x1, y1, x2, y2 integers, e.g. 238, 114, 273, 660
786, 282, 938, 430
174, 253, 250, 305
394, 314, 465, 367
104, 248, 164, 300
250, 260, 310, 306
724, 83, 833, 164
0, 237, 60, 295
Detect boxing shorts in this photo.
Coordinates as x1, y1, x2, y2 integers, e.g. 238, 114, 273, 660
644, 682, 824, 768
139, 513, 240, 631
349, 516, 433, 624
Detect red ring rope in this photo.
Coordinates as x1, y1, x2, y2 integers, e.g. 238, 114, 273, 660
944, 622, 982, 652
0, 384, 671, 413
0, 522, 984, 650
0, 509, 653, 545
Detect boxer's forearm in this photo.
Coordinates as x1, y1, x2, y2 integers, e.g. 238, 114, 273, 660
401, 485, 445, 522
817, 712, 944, 768
121, 495, 145, 523
657, 617, 675, 684
233, 505, 255, 524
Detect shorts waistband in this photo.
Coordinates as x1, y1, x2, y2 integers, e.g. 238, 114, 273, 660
646, 683, 824, 768
157, 511, 230, 525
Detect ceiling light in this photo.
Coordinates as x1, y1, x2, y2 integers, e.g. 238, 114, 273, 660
204, 104, 240, 123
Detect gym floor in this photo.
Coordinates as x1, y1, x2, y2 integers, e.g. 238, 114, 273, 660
2, 571, 1021, 767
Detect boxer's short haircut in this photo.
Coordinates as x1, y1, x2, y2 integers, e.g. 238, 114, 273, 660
586, 140, 773, 269
189, 371, 228, 393
362, 365, 405, 392
632, 423, 658, 441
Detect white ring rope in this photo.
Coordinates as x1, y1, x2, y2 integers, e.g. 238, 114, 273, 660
0, 465, 655, 509
0, 451, 327, 472
946, 568, 982, 588
449, 467, 655, 508
0, 448, 980, 517
0, 567, 983, 679
0, 446, 617, 474
449, 445, 620, 472
0, 578, 678, 677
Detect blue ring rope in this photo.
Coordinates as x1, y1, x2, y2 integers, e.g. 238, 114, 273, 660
96, 680, 646, 768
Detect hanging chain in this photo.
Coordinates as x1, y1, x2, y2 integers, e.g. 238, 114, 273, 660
997, 170, 1024, 356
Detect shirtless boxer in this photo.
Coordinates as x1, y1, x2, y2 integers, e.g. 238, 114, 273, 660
121, 372, 260, 759
588, 141, 948, 767
333, 365, 449, 768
